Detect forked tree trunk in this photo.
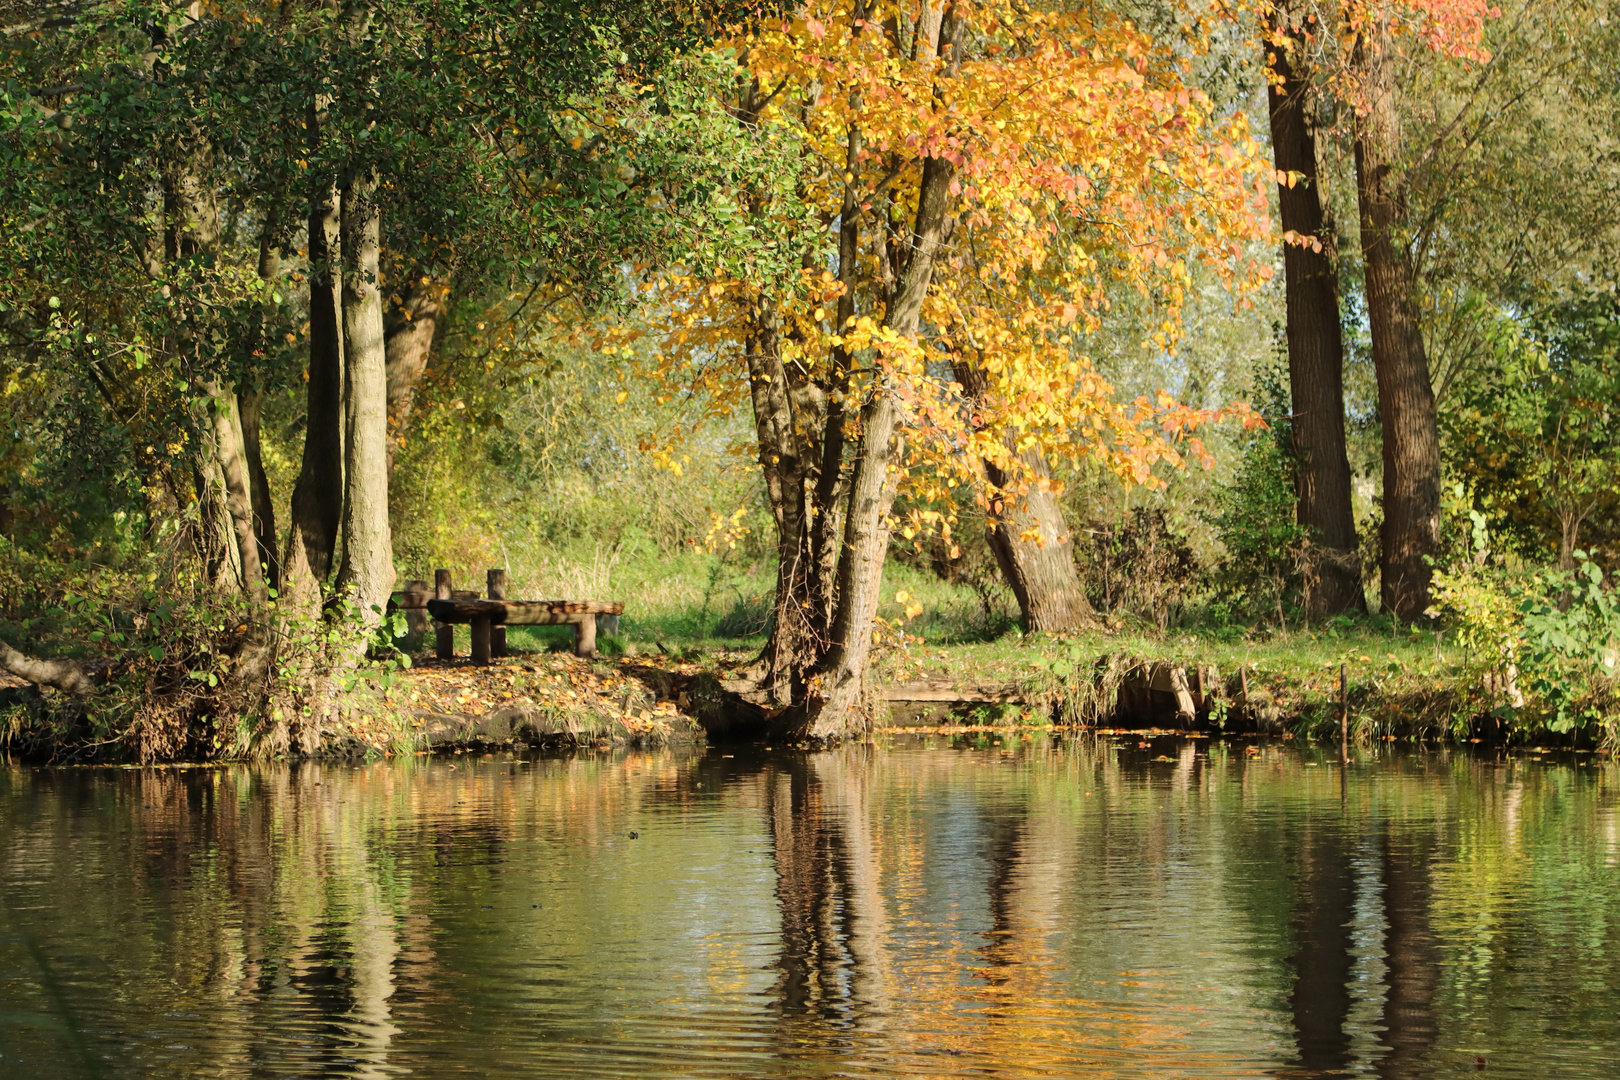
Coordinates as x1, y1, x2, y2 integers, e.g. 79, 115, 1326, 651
1268, 16, 1365, 619
335, 168, 395, 624
952, 359, 1092, 631
1353, 36, 1441, 622
795, 11, 965, 739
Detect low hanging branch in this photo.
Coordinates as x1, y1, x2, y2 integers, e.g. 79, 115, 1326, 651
0, 640, 97, 697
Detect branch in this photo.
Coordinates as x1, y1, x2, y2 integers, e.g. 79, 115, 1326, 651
0, 640, 96, 696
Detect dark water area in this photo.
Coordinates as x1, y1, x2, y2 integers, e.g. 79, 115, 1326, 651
2, 737, 1617, 1079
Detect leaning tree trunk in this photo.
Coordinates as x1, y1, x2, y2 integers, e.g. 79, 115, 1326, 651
1353, 31, 1441, 621
335, 168, 395, 627
1268, 15, 1365, 619
952, 359, 1092, 632
383, 274, 444, 475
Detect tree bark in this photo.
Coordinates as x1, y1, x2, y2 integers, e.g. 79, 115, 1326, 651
383, 274, 443, 475
286, 182, 346, 599
1268, 16, 1365, 619
1353, 32, 1441, 621
335, 167, 395, 624
749, 309, 824, 706
0, 640, 95, 696
798, 11, 963, 738
952, 359, 1092, 632
237, 388, 280, 591
201, 380, 270, 607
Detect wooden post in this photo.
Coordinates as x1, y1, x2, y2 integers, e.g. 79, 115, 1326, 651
435, 569, 455, 660
487, 568, 508, 658
1339, 662, 1349, 763
471, 616, 492, 666
574, 612, 596, 657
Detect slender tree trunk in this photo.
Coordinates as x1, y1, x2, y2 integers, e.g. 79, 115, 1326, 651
335, 168, 394, 623
1353, 31, 1441, 621
799, 12, 963, 737
286, 181, 346, 602
383, 274, 443, 475
1268, 16, 1364, 618
237, 388, 279, 591
202, 381, 270, 607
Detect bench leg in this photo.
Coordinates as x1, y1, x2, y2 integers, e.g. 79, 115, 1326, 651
492, 625, 508, 658
574, 614, 596, 658
471, 616, 492, 666
435, 622, 455, 661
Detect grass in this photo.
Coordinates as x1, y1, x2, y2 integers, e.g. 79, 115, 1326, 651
404, 545, 1614, 746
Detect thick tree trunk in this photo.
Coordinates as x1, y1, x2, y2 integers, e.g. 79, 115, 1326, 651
334, 169, 395, 624
286, 184, 346, 600
952, 359, 1092, 631
1353, 34, 1441, 621
749, 311, 824, 706
383, 275, 443, 474
1268, 19, 1365, 619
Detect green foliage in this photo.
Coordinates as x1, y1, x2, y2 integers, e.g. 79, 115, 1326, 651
1444, 290, 1620, 566
1430, 518, 1620, 736
1206, 362, 1305, 623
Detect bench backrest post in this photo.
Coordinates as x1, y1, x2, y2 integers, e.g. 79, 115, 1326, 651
434, 569, 455, 660
487, 568, 508, 658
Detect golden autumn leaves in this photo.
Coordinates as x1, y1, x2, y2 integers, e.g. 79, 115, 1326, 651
587, 0, 1282, 517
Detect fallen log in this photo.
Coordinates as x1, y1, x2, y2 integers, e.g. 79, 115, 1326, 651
0, 641, 95, 697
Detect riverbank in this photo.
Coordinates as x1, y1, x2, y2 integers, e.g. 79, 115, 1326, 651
4, 621, 1613, 762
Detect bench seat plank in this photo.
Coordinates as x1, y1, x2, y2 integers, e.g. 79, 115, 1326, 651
426, 599, 623, 625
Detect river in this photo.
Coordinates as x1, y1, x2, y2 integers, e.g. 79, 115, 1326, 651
2, 735, 1617, 1078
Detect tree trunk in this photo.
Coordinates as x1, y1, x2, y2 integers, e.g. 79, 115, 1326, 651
749, 310, 823, 706
335, 168, 395, 625
201, 380, 270, 607
1353, 32, 1441, 621
795, 12, 965, 739
383, 274, 443, 475
952, 359, 1092, 632
237, 388, 280, 591
286, 183, 346, 600
1268, 16, 1365, 619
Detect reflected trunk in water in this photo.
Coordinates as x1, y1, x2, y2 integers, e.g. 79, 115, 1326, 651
1378, 831, 1438, 1078
765, 752, 894, 1027
1288, 821, 1355, 1075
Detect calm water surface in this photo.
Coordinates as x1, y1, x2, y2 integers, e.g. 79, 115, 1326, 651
2, 737, 1618, 1078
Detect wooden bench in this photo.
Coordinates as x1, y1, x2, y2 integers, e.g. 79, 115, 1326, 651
396, 569, 623, 663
